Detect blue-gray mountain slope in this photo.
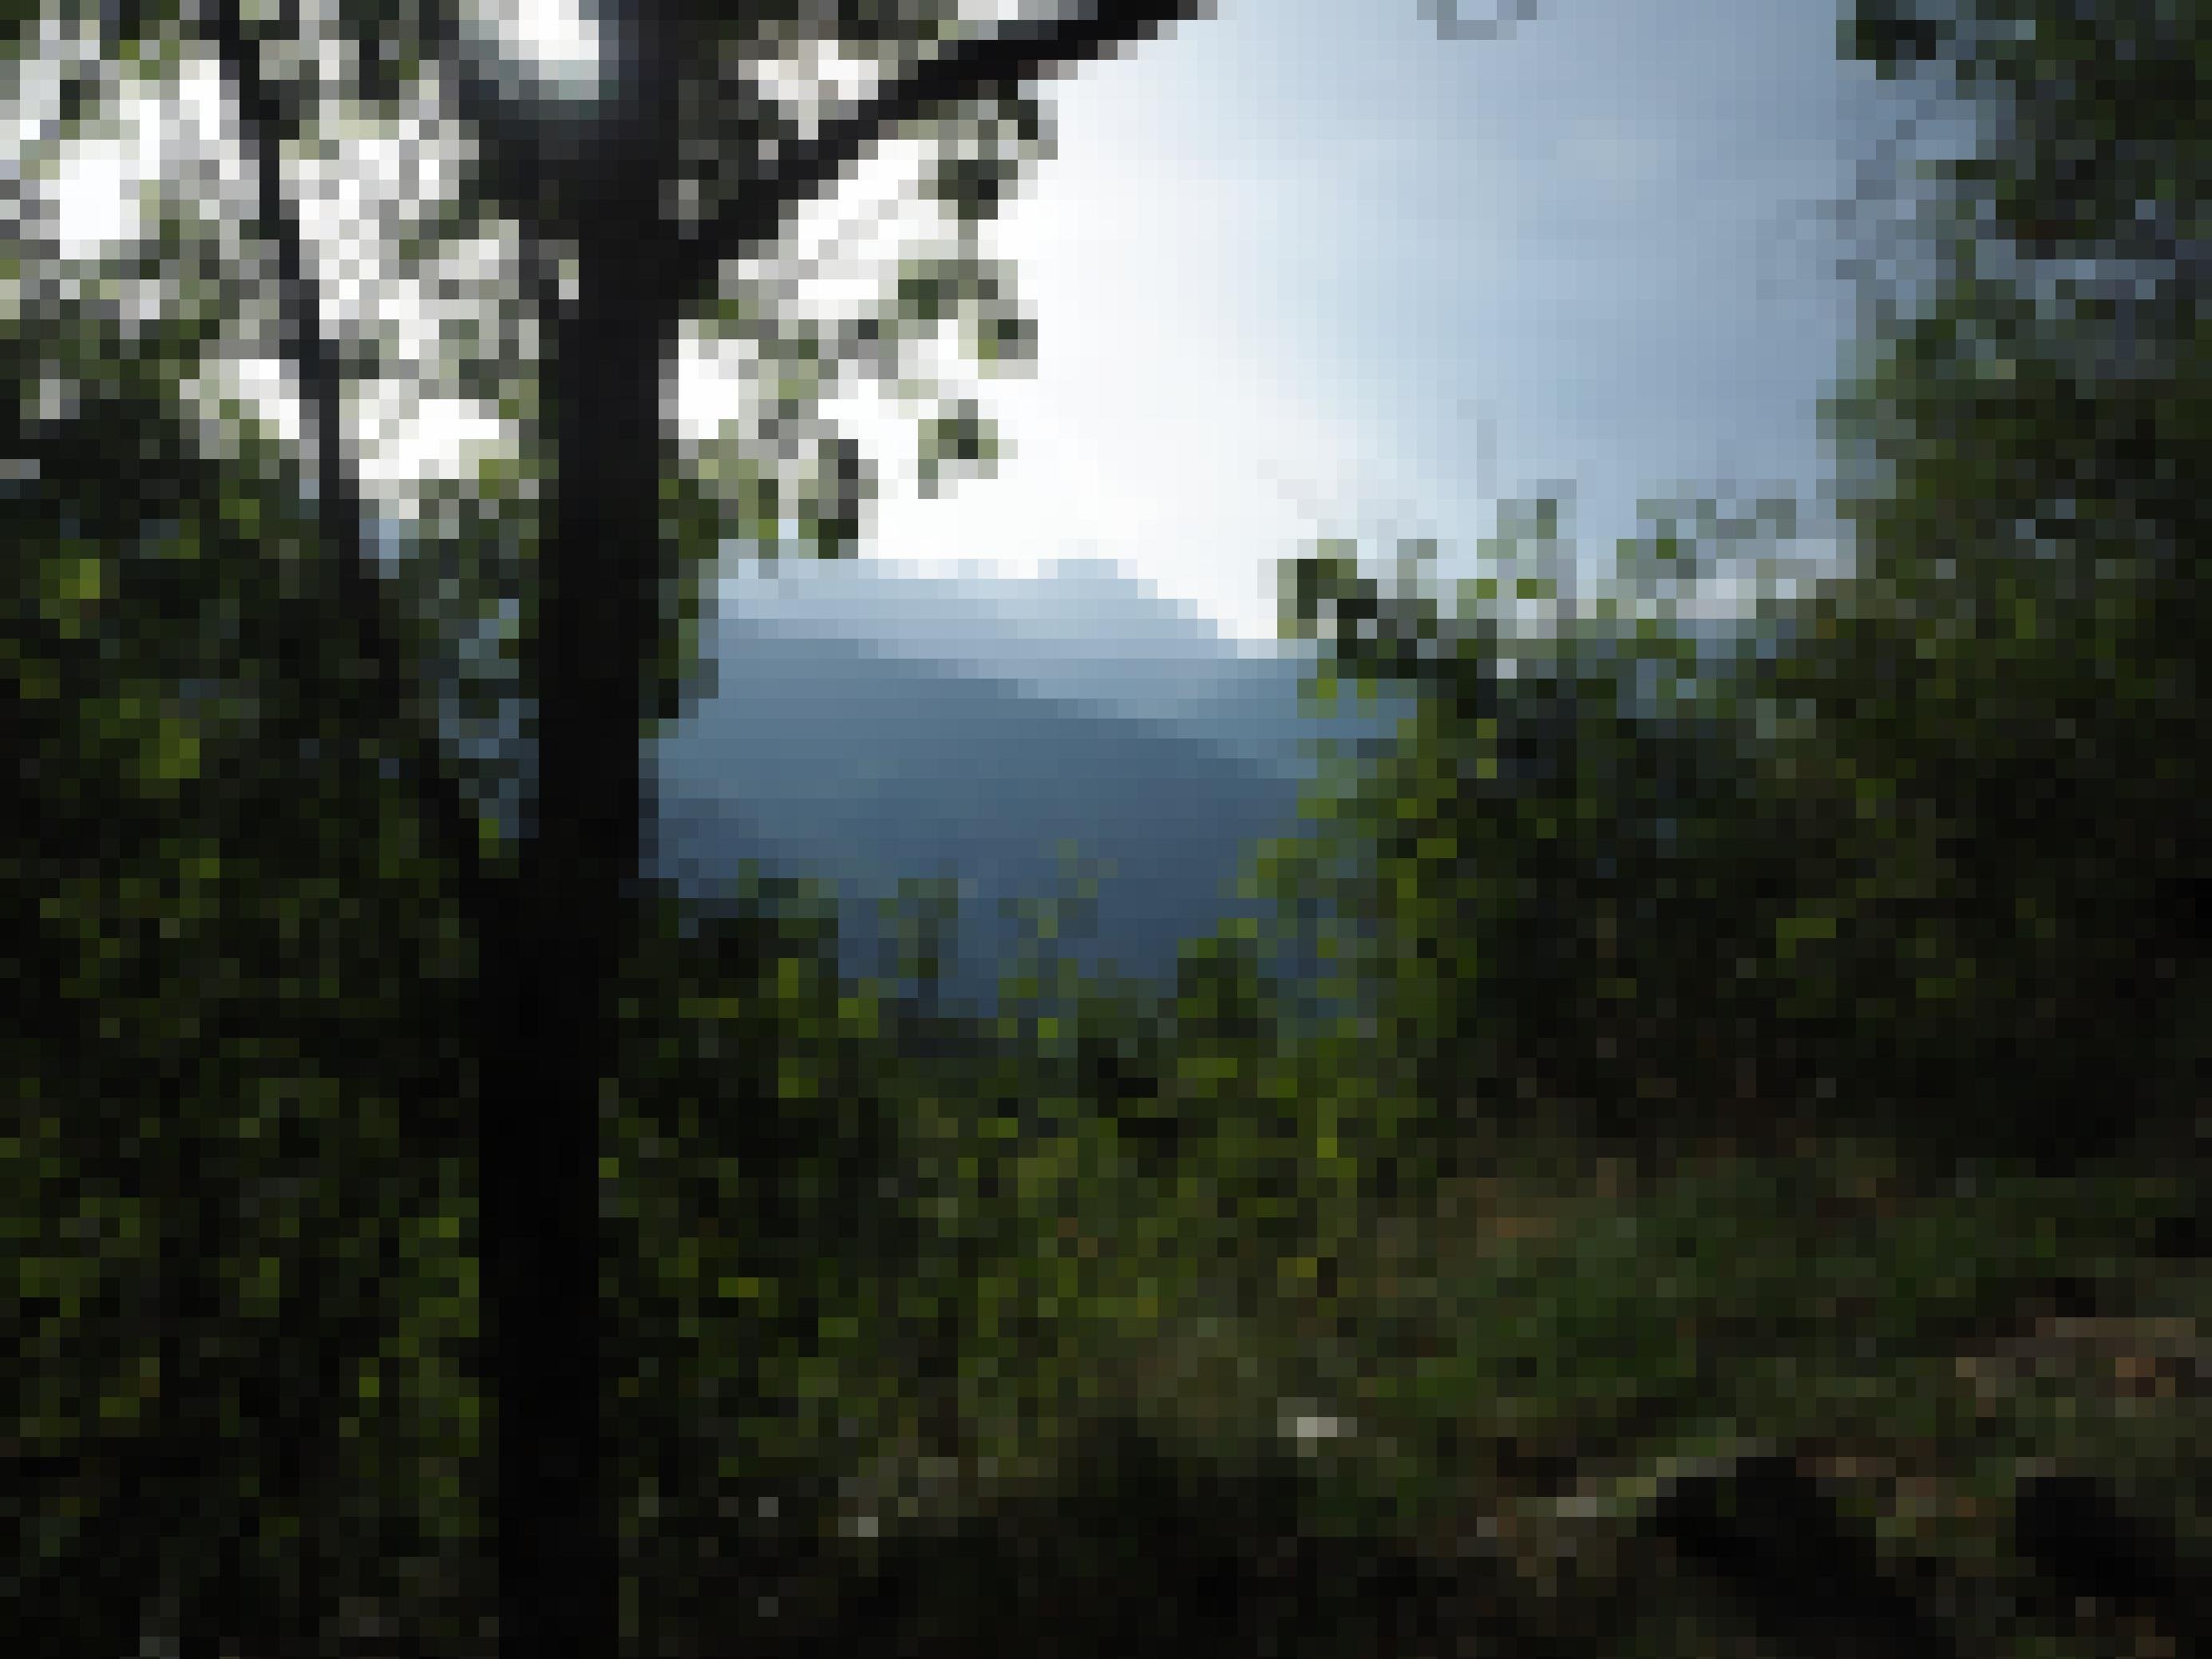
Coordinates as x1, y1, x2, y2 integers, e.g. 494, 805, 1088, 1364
651, 561, 1398, 1006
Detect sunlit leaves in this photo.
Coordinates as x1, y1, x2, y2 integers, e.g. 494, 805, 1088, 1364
917, 87, 1047, 227
913, 393, 994, 497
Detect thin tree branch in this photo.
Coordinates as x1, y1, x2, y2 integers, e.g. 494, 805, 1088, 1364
674, 0, 1209, 308
204, 0, 493, 920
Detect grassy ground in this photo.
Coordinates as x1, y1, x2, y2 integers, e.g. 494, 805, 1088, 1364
775, 1092, 2208, 1657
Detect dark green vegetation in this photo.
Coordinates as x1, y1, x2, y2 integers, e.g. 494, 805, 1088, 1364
6, 2, 2206, 1656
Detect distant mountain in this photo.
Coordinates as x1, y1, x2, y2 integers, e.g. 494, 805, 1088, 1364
652, 559, 1398, 1008
710, 558, 1399, 778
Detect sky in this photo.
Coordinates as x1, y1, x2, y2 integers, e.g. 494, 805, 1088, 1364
19, 0, 1926, 647
821, 0, 1923, 642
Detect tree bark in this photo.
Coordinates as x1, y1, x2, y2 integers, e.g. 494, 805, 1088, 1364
479, 204, 680, 1656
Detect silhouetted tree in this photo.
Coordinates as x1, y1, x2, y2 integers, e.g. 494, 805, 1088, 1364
8, 3, 1208, 1653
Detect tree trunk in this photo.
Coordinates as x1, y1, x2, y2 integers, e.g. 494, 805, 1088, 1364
464, 8, 1199, 1645
478, 192, 679, 1657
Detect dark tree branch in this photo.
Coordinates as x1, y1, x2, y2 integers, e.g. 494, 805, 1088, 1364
204, 0, 493, 922
672, 0, 1210, 309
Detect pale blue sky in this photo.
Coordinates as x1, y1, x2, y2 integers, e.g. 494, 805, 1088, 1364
22, 0, 1924, 645
842, 0, 1921, 642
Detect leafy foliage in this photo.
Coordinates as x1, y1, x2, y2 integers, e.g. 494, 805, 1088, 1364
1257, 0, 2209, 1165
8, 2, 2208, 1657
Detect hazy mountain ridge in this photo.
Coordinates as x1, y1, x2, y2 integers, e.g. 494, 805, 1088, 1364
652, 560, 1389, 1004
710, 558, 1389, 778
